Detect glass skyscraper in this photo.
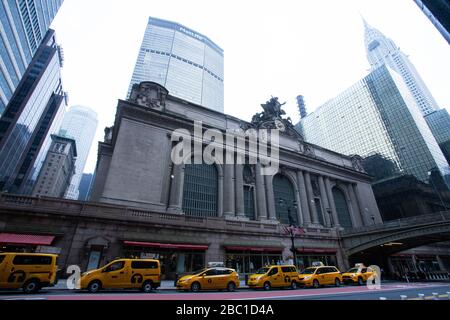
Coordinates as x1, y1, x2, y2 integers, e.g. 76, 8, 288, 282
0, 29, 67, 195
298, 65, 450, 188
0, 0, 64, 116
59, 105, 98, 200
364, 19, 440, 116
128, 17, 224, 113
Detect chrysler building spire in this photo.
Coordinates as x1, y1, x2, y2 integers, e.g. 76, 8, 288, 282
363, 18, 440, 116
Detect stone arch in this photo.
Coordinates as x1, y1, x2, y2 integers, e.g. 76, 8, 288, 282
273, 172, 298, 225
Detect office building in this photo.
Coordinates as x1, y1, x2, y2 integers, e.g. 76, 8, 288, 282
58, 105, 98, 200
0, 29, 67, 195
0, 0, 64, 115
127, 17, 224, 112
364, 19, 440, 115
78, 173, 93, 201
298, 65, 450, 189
426, 109, 450, 165
32, 134, 76, 198
413, 0, 450, 44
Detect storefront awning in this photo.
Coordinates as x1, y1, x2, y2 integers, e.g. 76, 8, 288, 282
0, 233, 55, 246
297, 248, 338, 254
123, 241, 209, 251
225, 246, 283, 253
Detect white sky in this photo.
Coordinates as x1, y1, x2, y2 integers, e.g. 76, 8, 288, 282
51, 0, 450, 174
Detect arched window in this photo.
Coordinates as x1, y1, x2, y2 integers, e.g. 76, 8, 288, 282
273, 174, 298, 225
243, 165, 256, 220
182, 162, 218, 217
332, 187, 353, 229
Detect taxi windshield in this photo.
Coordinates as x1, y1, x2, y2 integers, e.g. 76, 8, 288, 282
346, 268, 360, 273
256, 267, 271, 274
301, 268, 317, 274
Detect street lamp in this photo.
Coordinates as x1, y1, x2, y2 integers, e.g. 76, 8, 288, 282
428, 171, 448, 211
278, 198, 302, 268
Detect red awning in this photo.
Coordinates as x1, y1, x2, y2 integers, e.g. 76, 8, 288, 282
0, 233, 55, 246
225, 246, 283, 253
123, 241, 209, 251
297, 248, 338, 254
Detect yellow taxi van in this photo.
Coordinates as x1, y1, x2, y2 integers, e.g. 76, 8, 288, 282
0, 253, 58, 294
80, 258, 161, 293
176, 267, 240, 292
342, 264, 375, 285
248, 265, 300, 290
298, 264, 343, 288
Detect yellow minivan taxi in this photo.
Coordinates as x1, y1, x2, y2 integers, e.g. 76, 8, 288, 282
298, 266, 343, 288
248, 265, 300, 290
0, 253, 58, 294
80, 259, 161, 293
176, 267, 240, 292
342, 266, 375, 285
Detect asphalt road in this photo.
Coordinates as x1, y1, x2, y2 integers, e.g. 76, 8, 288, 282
1, 282, 450, 300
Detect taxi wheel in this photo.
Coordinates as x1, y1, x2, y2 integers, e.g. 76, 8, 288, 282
142, 281, 154, 293
227, 282, 236, 292
87, 280, 102, 293
358, 277, 364, 286
23, 280, 40, 294
191, 282, 201, 293
312, 280, 320, 289
263, 282, 271, 291
290, 281, 298, 290
335, 278, 341, 287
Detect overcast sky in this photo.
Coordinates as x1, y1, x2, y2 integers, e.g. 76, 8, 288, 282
51, 0, 450, 174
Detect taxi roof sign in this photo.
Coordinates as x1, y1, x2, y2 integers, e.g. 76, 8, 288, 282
355, 263, 366, 268
312, 261, 325, 267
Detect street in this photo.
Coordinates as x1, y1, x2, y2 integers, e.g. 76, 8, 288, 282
1, 282, 450, 301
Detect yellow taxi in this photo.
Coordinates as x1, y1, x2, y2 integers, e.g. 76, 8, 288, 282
342, 264, 375, 286
80, 259, 161, 293
176, 267, 240, 292
298, 264, 343, 288
248, 265, 300, 290
0, 253, 58, 294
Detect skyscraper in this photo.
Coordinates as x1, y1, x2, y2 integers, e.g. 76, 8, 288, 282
0, 29, 67, 195
425, 109, 450, 165
0, 0, 64, 115
128, 17, 224, 113
364, 19, 440, 116
297, 65, 450, 189
32, 134, 76, 198
413, 0, 450, 44
59, 105, 98, 200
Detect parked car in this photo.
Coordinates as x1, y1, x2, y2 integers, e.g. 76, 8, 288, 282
0, 253, 58, 294
298, 266, 343, 288
248, 265, 300, 290
176, 267, 239, 292
80, 259, 161, 293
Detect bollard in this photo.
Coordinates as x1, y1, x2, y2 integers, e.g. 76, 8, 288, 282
432, 293, 439, 300
418, 294, 425, 300
400, 295, 408, 300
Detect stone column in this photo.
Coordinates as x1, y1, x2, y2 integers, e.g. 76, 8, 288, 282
167, 164, 185, 214
297, 170, 311, 225
217, 170, 224, 218
235, 164, 245, 218
318, 176, 332, 227
304, 171, 319, 225
342, 185, 359, 228
265, 174, 277, 221
255, 162, 268, 221
223, 164, 235, 217
348, 184, 364, 227
353, 183, 371, 226
325, 177, 340, 227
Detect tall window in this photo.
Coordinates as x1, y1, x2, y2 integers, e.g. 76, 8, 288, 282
244, 186, 255, 220
182, 163, 218, 217
332, 187, 353, 229
273, 174, 298, 225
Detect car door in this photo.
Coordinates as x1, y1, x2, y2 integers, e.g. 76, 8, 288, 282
102, 260, 128, 288
268, 267, 282, 287
202, 269, 217, 289
316, 268, 327, 284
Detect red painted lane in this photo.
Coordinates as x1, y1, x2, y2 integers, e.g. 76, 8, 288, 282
40, 283, 448, 301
